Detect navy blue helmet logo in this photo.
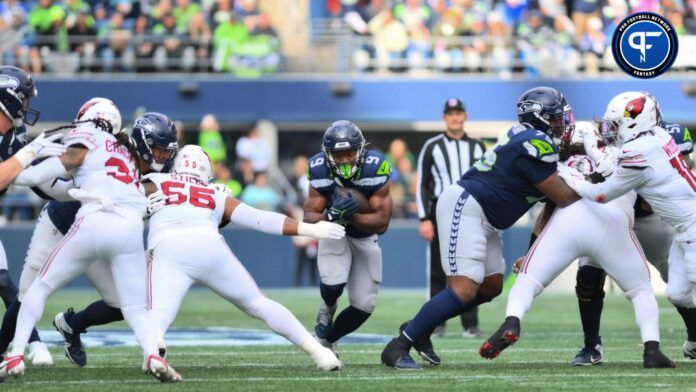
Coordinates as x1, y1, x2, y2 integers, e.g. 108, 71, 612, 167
612, 12, 678, 79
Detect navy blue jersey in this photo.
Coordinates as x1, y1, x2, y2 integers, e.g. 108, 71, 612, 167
663, 121, 693, 156
46, 200, 81, 235
458, 124, 558, 230
0, 126, 28, 197
307, 149, 391, 238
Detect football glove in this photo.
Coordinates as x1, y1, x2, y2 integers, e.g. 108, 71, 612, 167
298, 221, 346, 240
14, 132, 66, 168
326, 193, 360, 223
146, 190, 167, 217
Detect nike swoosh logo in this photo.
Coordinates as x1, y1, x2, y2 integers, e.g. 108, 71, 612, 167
590, 355, 601, 363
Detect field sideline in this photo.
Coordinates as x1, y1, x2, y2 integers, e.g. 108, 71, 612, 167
2, 288, 694, 391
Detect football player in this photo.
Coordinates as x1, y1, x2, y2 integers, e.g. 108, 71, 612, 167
142, 145, 344, 371
0, 105, 180, 382
569, 109, 696, 365
488, 121, 674, 368
304, 121, 393, 356
381, 86, 580, 369
0, 66, 65, 367
559, 91, 696, 362
0, 109, 180, 368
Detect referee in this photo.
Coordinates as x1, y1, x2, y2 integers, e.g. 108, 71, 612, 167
416, 98, 486, 338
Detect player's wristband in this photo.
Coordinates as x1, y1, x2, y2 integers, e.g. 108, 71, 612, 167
527, 232, 538, 251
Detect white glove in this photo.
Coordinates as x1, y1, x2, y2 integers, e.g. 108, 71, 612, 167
146, 190, 167, 217
213, 183, 232, 197
557, 163, 586, 193
14, 133, 66, 168
593, 153, 616, 178
297, 221, 346, 240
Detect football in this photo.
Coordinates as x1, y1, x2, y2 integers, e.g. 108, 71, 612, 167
334, 187, 372, 213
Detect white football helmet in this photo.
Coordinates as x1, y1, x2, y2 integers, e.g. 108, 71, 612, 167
172, 145, 212, 182
600, 91, 658, 146
75, 97, 122, 135
569, 120, 600, 146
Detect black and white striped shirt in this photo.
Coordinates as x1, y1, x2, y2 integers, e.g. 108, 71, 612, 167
416, 133, 486, 219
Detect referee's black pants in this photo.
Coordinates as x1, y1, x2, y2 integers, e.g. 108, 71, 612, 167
429, 208, 479, 330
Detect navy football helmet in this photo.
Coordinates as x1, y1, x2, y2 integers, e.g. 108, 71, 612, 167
517, 86, 574, 147
321, 120, 366, 180
131, 112, 179, 172
0, 66, 39, 127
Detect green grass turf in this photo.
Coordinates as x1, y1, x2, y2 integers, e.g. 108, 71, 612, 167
3, 288, 695, 391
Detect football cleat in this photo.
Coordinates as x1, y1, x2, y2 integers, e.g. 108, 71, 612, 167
53, 309, 86, 367
399, 321, 440, 365
570, 344, 604, 366
480, 316, 521, 359
28, 341, 53, 367
0, 355, 25, 381
311, 345, 342, 371
157, 328, 167, 359
462, 326, 485, 338
314, 336, 338, 356
314, 303, 337, 340
146, 354, 182, 383
683, 340, 696, 359
381, 336, 421, 370
643, 341, 675, 368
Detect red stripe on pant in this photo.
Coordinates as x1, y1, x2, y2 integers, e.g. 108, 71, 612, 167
39, 216, 85, 279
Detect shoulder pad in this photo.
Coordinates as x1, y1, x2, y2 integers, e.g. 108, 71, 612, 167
361, 150, 391, 176
307, 152, 333, 190
664, 122, 693, 154
519, 131, 559, 163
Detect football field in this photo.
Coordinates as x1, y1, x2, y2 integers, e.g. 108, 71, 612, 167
2, 288, 694, 391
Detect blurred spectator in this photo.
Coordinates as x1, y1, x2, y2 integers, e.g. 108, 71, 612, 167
212, 11, 248, 72
240, 172, 281, 211
235, 125, 270, 173
152, 12, 188, 70
292, 155, 310, 202
213, 161, 243, 197
198, 113, 227, 163
289, 155, 318, 286
172, 0, 200, 32
229, 11, 280, 77
67, 7, 97, 71
28, 0, 66, 73
188, 11, 211, 71
0, 0, 30, 68
367, 8, 409, 71
98, 10, 134, 72
580, 15, 605, 74
386, 139, 417, 218
572, 0, 601, 38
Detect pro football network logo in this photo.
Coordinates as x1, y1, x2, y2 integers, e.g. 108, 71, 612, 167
611, 12, 678, 78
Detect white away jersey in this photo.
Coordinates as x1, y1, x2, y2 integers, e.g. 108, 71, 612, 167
577, 128, 696, 239
144, 173, 228, 249
64, 127, 147, 217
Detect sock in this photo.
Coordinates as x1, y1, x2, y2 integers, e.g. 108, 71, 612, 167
8, 280, 53, 357
626, 283, 660, 343
505, 274, 544, 320
245, 297, 311, 346
326, 306, 371, 343
319, 283, 345, 307
0, 269, 18, 308
676, 306, 696, 341
403, 288, 467, 343
576, 265, 606, 347
460, 306, 479, 329
121, 304, 158, 356
67, 300, 124, 333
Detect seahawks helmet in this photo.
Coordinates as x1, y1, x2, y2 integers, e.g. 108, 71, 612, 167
0, 66, 39, 127
517, 86, 574, 149
321, 120, 366, 181
131, 112, 179, 172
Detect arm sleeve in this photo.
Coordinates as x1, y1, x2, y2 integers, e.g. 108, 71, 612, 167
576, 165, 651, 203
33, 178, 75, 201
229, 202, 286, 235
14, 157, 69, 187
64, 128, 98, 150
416, 141, 436, 219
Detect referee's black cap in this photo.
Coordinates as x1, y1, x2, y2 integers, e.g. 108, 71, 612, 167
443, 98, 466, 113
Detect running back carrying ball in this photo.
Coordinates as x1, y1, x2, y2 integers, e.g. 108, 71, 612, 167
333, 187, 371, 213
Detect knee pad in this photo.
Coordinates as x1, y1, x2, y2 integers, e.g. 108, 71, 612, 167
350, 290, 378, 314
575, 265, 606, 301
0, 269, 18, 305
319, 282, 346, 307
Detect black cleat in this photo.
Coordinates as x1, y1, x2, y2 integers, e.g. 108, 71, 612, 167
643, 341, 675, 368
53, 309, 86, 368
313, 303, 337, 340
570, 344, 604, 366
399, 321, 441, 365
381, 336, 421, 370
480, 316, 520, 359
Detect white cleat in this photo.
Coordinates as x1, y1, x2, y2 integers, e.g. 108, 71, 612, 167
314, 336, 338, 355
145, 354, 182, 383
684, 340, 696, 359
0, 355, 26, 381
28, 341, 53, 368
301, 336, 342, 371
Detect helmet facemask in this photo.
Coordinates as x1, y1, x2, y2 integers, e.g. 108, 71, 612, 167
147, 141, 179, 172
323, 145, 365, 181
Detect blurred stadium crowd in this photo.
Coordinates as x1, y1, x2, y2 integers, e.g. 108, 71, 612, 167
337, 0, 696, 75
1, 0, 695, 75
